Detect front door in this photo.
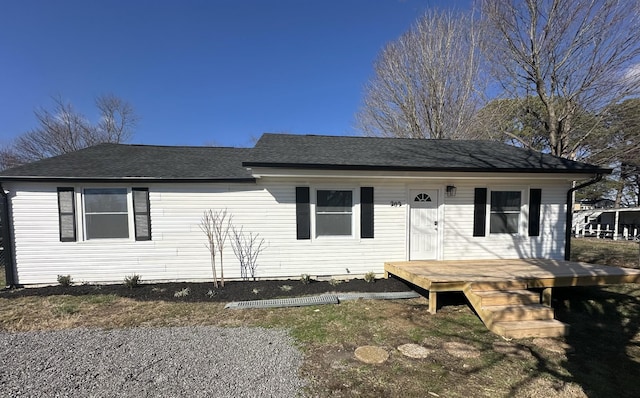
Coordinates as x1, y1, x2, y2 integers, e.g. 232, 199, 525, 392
409, 189, 439, 260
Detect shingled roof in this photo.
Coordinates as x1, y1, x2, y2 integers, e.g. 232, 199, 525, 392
0, 133, 610, 181
244, 133, 610, 174
0, 144, 254, 181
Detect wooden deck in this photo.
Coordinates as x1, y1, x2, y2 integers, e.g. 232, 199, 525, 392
385, 259, 640, 338
385, 259, 640, 310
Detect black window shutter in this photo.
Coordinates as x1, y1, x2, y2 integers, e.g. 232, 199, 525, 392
57, 187, 76, 242
296, 187, 310, 240
529, 189, 542, 237
473, 188, 487, 237
132, 188, 152, 241
360, 187, 374, 239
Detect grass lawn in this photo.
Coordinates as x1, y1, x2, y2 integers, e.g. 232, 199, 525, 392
1, 238, 640, 397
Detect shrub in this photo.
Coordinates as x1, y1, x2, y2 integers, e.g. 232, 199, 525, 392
252, 288, 262, 295
123, 274, 142, 289
300, 274, 312, 284
280, 284, 293, 292
206, 289, 217, 298
364, 272, 376, 283
57, 274, 73, 287
329, 278, 342, 286
174, 287, 190, 297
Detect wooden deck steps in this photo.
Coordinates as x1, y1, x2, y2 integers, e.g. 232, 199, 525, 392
463, 282, 569, 338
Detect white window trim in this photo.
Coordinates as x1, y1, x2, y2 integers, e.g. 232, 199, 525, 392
487, 187, 527, 236
311, 187, 359, 240
77, 187, 137, 242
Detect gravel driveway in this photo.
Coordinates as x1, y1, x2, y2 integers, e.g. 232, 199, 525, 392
0, 326, 306, 397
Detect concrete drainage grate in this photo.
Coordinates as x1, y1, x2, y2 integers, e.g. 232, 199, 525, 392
224, 291, 421, 309
225, 294, 339, 309
337, 291, 421, 301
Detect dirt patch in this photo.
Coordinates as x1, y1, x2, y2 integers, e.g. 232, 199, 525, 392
0, 276, 412, 303
492, 341, 533, 360
443, 341, 481, 359
513, 378, 587, 398
532, 338, 574, 355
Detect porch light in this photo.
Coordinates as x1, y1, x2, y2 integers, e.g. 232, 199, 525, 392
446, 185, 457, 197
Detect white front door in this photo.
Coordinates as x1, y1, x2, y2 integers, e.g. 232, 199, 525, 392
409, 189, 439, 260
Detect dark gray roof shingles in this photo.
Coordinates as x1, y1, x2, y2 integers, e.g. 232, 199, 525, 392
0, 134, 610, 181
0, 144, 254, 181
244, 133, 610, 173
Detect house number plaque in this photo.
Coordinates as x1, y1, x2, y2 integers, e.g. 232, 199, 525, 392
390, 201, 402, 207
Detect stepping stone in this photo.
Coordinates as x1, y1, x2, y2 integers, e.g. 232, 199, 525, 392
398, 343, 432, 359
354, 345, 389, 364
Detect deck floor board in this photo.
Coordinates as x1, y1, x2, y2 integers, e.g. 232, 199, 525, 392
385, 259, 640, 292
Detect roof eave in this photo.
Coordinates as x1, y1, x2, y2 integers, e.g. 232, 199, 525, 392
0, 176, 257, 183
242, 162, 612, 174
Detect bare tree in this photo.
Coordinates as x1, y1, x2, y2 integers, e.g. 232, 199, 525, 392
94, 94, 137, 144
1, 94, 137, 170
482, 0, 640, 159
212, 209, 232, 287
231, 226, 265, 281
356, 9, 485, 139
200, 210, 219, 288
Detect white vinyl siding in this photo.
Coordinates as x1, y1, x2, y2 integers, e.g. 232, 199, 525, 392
5, 177, 572, 285
443, 181, 568, 260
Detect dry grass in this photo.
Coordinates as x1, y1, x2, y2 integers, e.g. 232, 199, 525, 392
1, 239, 639, 396
1, 292, 609, 397
572, 237, 640, 268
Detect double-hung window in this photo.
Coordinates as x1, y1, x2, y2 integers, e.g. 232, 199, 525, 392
84, 188, 130, 239
316, 190, 353, 236
489, 191, 521, 234
57, 187, 151, 242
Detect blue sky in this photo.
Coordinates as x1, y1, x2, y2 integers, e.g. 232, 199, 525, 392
1, 0, 472, 148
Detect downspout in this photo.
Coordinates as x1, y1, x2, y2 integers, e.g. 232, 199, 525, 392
0, 183, 17, 287
565, 174, 604, 261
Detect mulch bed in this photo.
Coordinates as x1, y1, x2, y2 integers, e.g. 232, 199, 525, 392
0, 276, 418, 303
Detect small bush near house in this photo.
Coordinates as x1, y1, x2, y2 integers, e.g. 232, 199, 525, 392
300, 274, 312, 284
329, 278, 342, 286
123, 274, 141, 289
173, 287, 190, 298
280, 285, 292, 292
57, 275, 73, 287
364, 271, 376, 283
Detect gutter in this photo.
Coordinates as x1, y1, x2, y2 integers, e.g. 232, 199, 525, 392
242, 161, 612, 175
0, 176, 257, 183
565, 174, 604, 261
0, 183, 17, 287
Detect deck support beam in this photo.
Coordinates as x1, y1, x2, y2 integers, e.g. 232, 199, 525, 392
542, 287, 553, 307
428, 291, 437, 314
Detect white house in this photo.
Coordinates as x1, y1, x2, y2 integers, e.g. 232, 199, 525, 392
0, 133, 610, 286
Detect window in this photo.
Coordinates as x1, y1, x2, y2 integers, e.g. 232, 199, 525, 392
132, 188, 151, 241
316, 190, 353, 236
84, 188, 129, 239
490, 191, 521, 234
57, 187, 76, 242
